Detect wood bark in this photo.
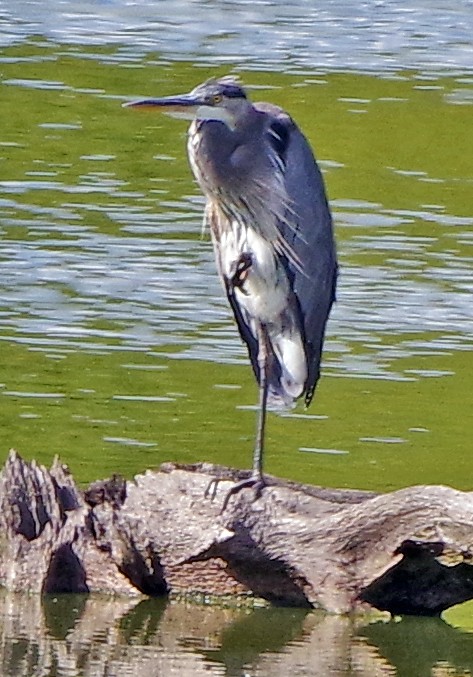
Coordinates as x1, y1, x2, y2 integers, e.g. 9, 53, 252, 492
1, 450, 472, 615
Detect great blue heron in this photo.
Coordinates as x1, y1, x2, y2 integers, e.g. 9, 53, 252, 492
124, 76, 337, 504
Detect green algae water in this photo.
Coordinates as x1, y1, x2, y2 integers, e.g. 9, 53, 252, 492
1, 56, 471, 491
2, 592, 473, 676
0, 1, 472, 674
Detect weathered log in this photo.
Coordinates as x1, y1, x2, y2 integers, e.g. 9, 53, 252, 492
1, 450, 472, 615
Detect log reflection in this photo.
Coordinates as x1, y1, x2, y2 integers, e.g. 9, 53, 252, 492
0, 592, 471, 676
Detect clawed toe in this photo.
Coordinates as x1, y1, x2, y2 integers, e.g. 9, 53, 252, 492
204, 477, 220, 501
205, 473, 266, 511
221, 475, 266, 511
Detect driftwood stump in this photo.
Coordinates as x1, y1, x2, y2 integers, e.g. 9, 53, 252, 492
1, 450, 472, 615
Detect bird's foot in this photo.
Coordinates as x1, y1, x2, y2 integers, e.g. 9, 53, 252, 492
205, 473, 266, 512
222, 474, 266, 511
204, 476, 222, 502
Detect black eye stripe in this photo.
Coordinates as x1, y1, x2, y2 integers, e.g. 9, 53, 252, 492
197, 77, 247, 101
223, 86, 246, 99
215, 84, 246, 100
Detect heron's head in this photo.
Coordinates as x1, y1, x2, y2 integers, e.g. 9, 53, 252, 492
123, 76, 250, 130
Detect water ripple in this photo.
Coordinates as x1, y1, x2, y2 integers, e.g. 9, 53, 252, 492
1, 0, 473, 75
2, 193, 471, 383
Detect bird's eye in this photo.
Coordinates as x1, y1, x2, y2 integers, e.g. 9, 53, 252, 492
212, 94, 223, 105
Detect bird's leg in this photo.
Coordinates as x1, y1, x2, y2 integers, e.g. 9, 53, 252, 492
252, 322, 269, 479
205, 252, 269, 509
218, 322, 269, 511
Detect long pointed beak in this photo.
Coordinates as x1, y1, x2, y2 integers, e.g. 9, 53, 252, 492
122, 93, 202, 113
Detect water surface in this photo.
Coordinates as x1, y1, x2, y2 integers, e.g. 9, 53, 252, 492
0, 1, 472, 673
1, 47, 471, 490
2, 592, 473, 677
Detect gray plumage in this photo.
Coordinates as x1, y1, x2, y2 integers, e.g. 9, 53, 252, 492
124, 76, 337, 502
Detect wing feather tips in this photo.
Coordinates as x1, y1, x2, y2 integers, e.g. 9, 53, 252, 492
278, 118, 338, 409
303, 261, 338, 408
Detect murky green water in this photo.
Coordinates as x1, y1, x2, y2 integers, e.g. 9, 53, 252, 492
0, 1, 472, 674
1, 592, 473, 677
1, 47, 472, 490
